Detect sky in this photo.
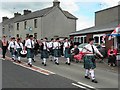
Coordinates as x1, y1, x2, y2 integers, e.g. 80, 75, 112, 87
0, 0, 120, 31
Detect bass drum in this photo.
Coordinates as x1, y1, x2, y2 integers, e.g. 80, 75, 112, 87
20, 50, 27, 58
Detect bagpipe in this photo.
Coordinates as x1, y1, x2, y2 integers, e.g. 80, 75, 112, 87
74, 47, 103, 61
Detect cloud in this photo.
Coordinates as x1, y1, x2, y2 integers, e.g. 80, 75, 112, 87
0, 0, 120, 31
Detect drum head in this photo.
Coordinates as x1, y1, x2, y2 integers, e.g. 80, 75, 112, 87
20, 50, 27, 55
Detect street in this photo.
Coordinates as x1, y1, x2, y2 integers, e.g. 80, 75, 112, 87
1, 52, 119, 89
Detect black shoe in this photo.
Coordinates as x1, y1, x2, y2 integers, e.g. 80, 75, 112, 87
14, 60, 16, 62
12, 58, 14, 60
54, 59, 57, 62
56, 63, 59, 65
44, 64, 46, 66
30, 64, 32, 67
85, 76, 90, 79
68, 63, 70, 65
65, 62, 68, 64
18, 61, 21, 63
32, 59, 36, 62
42, 62, 44, 64
92, 79, 98, 83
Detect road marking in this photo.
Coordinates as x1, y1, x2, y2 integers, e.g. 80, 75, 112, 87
72, 83, 86, 89
32, 64, 55, 74
0, 53, 55, 76
13, 62, 50, 75
77, 82, 95, 89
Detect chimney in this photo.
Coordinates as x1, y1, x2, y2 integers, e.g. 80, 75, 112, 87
23, 10, 31, 15
14, 12, 21, 17
2, 17, 9, 22
53, 0, 60, 7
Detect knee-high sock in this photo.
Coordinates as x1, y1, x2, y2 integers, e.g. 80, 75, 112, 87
89, 69, 95, 80
18, 57, 21, 61
43, 58, 46, 64
67, 58, 70, 63
85, 69, 89, 76
28, 58, 32, 64
56, 57, 59, 63
12, 55, 15, 59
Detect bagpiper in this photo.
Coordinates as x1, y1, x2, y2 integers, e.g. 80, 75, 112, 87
24, 35, 35, 67
53, 38, 61, 65
8, 37, 16, 61
63, 38, 71, 65
48, 38, 55, 61
14, 38, 23, 63
83, 38, 103, 83
40, 37, 49, 66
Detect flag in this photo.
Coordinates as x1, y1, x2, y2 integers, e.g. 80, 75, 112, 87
108, 25, 120, 40
102, 34, 106, 43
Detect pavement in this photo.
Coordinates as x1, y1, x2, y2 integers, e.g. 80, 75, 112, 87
0, 50, 119, 89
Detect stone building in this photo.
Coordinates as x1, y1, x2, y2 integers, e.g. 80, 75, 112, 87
1, 0, 77, 40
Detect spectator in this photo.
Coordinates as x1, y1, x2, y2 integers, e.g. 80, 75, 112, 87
70, 45, 79, 61
107, 46, 117, 67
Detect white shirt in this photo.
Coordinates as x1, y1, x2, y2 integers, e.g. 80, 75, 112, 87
15, 41, 23, 49
83, 44, 100, 55
63, 42, 70, 51
42, 42, 49, 50
8, 41, 16, 50
49, 41, 54, 48
53, 42, 61, 49
25, 39, 34, 49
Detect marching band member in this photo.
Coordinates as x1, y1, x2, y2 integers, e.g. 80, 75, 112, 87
15, 38, 23, 63
1, 35, 8, 59
49, 38, 55, 61
63, 38, 71, 65
40, 37, 49, 66
83, 38, 103, 83
24, 35, 35, 67
8, 37, 16, 61
53, 38, 61, 65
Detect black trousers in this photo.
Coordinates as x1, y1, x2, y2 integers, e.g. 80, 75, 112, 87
2, 46, 7, 58
108, 55, 116, 65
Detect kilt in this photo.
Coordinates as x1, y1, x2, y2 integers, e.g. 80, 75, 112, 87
41, 50, 49, 58
83, 55, 96, 69
49, 48, 54, 56
54, 49, 61, 57
10, 48, 15, 56
27, 48, 34, 58
17, 48, 22, 57
64, 48, 71, 58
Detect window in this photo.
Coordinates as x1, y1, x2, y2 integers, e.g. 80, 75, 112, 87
17, 23, 19, 30
3, 29, 5, 34
26, 34, 29, 37
24, 21, 27, 29
34, 19, 37, 28
93, 34, 105, 44
81, 37, 83, 43
100, 36, 103, 43
84, 37, 86, 43
16, 34, 19, 38
34, 33, 37, 39
94, 36, 99, 43
74, 37, 76, 42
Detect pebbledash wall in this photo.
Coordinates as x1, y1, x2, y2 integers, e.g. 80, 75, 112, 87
1, 0, 77, 40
